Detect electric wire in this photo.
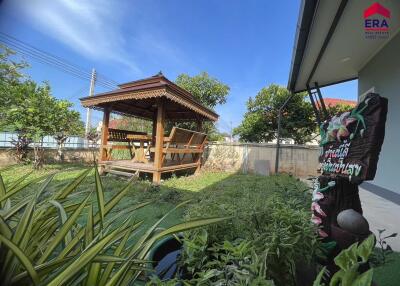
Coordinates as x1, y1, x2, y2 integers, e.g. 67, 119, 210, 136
0, 32, 119, 90
0, 32, 117, 88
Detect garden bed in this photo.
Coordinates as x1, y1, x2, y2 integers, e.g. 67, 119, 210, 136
1, 163, 398, 285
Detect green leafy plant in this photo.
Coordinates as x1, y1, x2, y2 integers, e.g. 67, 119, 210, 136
180, 230, 275, 285
313, 235, 375, 286
0, 166, 228, 285
233, 84, 315, 144
183, 177, 317, 286
0, 46, 84, 168
174, 72, 229, 136
147, 229, 274, 285
370, 229, 397, 266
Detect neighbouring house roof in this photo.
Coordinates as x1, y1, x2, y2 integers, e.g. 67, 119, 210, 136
80, 73, 218, 122
288, 0, 400, 93
320, 98, 357, 107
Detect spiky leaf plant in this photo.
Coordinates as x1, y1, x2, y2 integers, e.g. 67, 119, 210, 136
0, 166, 228, 285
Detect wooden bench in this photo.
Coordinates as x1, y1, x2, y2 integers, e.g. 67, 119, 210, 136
151, 127, 207, 165
102, 129, 150, 161
108, 129, 147, 142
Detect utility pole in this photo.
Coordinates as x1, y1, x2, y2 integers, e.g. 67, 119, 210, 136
85, 68, 97, 136
275, 93, 294, 174
230, 121, 233, 143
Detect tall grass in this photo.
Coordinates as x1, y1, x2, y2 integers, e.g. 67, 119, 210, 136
0, 165, 227, 285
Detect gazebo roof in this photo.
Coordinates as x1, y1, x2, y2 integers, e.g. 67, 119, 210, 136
80, 73, 218, 121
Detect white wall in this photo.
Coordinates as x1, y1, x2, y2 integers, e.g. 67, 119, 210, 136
358, 32, 400, 194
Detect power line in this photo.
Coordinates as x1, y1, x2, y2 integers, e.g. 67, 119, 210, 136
0, 32, 119, 90
0, 32, 118, 89
1, 42, 114, 90
97, 72, 119, 86
0, 33, 90, 76
64, 85, 89, 101
2, 40, 98, 85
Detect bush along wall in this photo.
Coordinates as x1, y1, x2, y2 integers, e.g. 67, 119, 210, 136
148, 176, 380, 286
170, 175, 319, 286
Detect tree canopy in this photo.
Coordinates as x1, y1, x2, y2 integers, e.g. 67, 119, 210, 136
0, 45, 84, 165
0, 46, 84, 142
174, 72, 229, 140
326, 103, 355, 118
110, 116, 152, 134
0, 45, 27, 85
234, 84, 356, 144
233, 84, 315, 144
175, 72, 229, 109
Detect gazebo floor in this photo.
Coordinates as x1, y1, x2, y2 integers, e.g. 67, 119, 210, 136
99, 159, 199, 175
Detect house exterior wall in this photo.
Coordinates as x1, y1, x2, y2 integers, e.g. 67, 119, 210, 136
358, 32, 400, 194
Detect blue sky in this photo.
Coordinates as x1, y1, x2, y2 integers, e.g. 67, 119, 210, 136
0, 0, 357, 134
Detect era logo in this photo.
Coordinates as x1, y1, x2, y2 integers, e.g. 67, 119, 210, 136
364, 2, 391, 31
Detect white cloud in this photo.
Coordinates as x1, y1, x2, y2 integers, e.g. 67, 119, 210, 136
5, 0, 142, 74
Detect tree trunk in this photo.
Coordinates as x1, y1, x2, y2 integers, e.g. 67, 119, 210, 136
56, 137, 67, 163
11, 135, 31, 163
33, 140, 44, 169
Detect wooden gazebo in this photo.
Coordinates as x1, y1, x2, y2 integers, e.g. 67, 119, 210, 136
80, 73, 218, 183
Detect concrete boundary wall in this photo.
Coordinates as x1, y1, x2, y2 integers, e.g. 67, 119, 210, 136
0, 148, 95, 167
0, 143, 321, 177
203, 143, 320, 177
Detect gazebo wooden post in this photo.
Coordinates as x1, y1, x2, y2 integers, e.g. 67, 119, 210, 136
196, 119, 203, 132
150, 112, 157, 161
153, 99, 165, 183
195, 119, 203, 174
99, 106, 110, 173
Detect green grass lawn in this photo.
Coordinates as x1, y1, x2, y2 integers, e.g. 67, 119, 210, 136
1, 163, 398, 285
0, 163, 307, 242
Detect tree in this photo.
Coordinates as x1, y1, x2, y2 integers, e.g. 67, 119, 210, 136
1, 81, 56, 167
0, 46, 31, 160
206, 125, 228, 142
233, 84, 315, 144
53, 100, 84, 162
0, 45, 27, 86
175, 72, 229, 138
110, 115, 152, 133
175, 72, 229, 108
326, 103, 354, 117
0, 46, 84, 166
3, 81, 84, 167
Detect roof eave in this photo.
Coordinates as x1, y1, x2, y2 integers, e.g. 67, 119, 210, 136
287, 0, 319, 93
80, 87, 219, 122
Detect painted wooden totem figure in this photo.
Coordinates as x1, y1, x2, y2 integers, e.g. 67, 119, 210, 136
311, 93, 388, 274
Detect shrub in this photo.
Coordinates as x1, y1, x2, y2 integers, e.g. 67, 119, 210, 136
178, 229, 275, 285
183, 175, 318, 285
313, 235, 375, 286
0, 166, 227, 285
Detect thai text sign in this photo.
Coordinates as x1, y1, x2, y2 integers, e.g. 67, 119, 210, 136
319, 93, 388, 184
